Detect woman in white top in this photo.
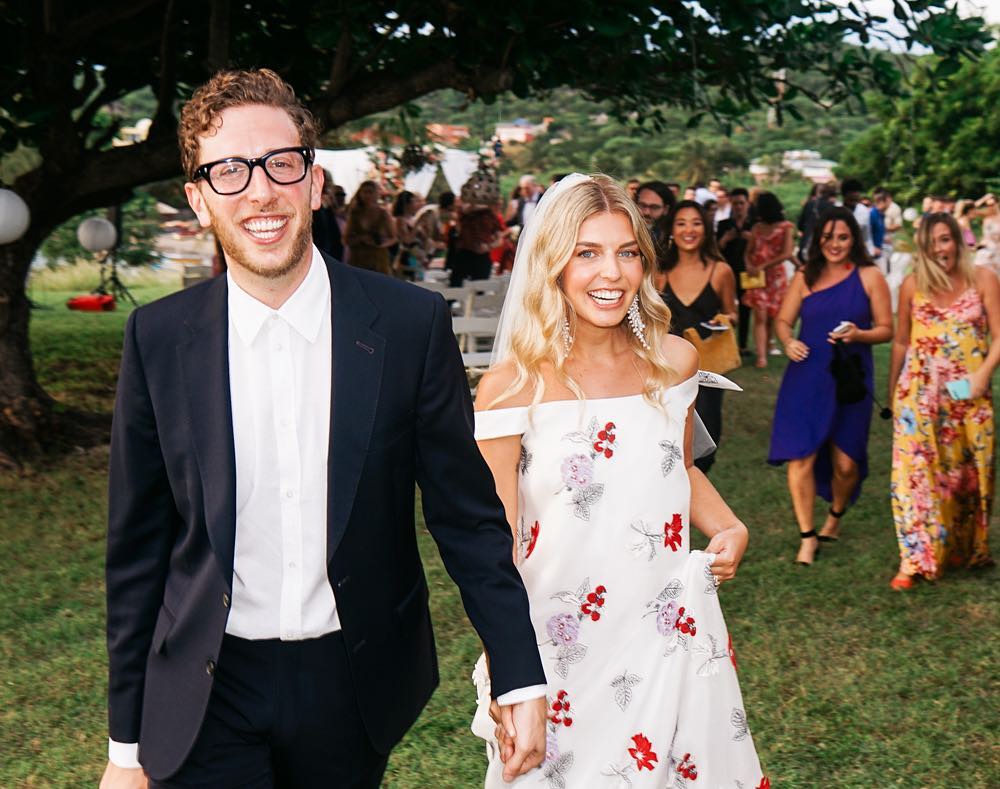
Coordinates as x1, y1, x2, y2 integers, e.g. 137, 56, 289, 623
470, 174, 766, 788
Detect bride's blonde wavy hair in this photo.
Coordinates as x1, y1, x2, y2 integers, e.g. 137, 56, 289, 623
492, 174, 675, 409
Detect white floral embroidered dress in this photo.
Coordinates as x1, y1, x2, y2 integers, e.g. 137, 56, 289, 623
472, 376, 766, 789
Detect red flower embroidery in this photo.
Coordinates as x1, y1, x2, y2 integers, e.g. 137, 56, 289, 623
526, 521, 540, 558
674, 606, 697, 636
549, 689, 574, 727
757, 777, 771, 789
728, 633, 738, 670
664, 514, 683, 552
580, 584, 607, 621
628, 733, 658, 771
676, 752, 698, 781
593, 422, 617, 459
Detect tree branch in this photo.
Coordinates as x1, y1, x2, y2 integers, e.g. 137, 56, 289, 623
61, 0, 165, 46
206, 0, 231, 73
150, 0, 178, 136
327, 25, 352, 96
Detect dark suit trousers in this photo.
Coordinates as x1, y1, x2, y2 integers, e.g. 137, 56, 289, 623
150, 632, 387, 789
693, 388, 724, 474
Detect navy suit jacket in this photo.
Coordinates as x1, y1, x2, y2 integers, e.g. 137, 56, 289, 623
106, 254, 545, 780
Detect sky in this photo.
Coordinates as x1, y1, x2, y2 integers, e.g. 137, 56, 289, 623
845, 0, 1000, 51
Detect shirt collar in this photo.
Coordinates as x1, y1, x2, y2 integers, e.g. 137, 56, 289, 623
228, 246, 330, 347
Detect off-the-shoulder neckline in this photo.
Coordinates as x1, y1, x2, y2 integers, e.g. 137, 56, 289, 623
474, 373, 697, 415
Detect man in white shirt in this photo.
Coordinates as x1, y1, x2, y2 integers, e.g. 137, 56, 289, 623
102, 69, 546, 789
841, 178, 874, 253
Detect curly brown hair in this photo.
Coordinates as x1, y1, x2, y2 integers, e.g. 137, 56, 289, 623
178, 68, 319, 179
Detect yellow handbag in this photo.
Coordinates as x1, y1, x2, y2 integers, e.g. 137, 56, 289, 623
739, 270, 766, 290
682, 314, 741, 374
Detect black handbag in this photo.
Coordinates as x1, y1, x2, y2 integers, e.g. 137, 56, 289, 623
829, 341, 867, 405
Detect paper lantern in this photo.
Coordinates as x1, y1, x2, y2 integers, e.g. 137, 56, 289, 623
77, 216, 117, 252
0, 188, 30, 244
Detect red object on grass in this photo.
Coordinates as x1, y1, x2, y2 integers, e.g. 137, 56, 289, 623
67, 294, 116, 311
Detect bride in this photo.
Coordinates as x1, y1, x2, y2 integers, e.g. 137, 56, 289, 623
471, 174, 767, 788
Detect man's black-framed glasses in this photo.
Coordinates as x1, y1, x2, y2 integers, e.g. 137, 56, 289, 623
193, 147, 314, 195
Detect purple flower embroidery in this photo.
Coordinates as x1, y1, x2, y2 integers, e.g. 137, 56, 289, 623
656, 600, 679, 635
546, 613, 580, 646
560, 454, 593, 489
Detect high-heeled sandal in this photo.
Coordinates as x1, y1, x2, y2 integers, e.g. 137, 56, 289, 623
890, 572, 914, 591
817, 506, 845, 543
796, 530, 820, 566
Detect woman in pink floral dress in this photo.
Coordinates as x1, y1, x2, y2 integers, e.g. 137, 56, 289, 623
742, 192, 795, 368
470, 174, 765, 788
888, 213, 1000, 590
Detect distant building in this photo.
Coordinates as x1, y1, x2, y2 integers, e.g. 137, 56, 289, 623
750, 149, 837, 185
494, 117, 553, 144
426, 123, 470, 146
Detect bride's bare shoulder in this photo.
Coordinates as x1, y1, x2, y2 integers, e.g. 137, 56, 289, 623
475, 360, 531, 410
659, 334, 699, 382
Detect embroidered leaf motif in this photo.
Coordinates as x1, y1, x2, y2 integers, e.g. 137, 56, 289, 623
703, 564, 719, 595
630, 520, 660, 561
731, 708, 749, 741
659, 440, 683, 477
551, 577, 589, 606
554, 643, 587, 678
543, 752, 574, 788
571, 483, 604, 520
518, 445, 532, 475
611, 671, 642, 711
564, 417, 599, 446
601, 764, 634, 788
658, 578, 684, 601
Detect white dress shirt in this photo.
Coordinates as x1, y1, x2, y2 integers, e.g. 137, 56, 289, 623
110, 247, 538, 767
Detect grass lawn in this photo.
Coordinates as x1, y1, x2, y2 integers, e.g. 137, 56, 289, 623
1, 281, 997, 787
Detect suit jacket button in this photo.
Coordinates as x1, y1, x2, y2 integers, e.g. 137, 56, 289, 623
222, 593, 231, 608
337, 575, 351, 589
352, 639, 366, 654
206, 659, 216, 676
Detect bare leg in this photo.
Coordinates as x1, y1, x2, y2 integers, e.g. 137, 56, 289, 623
788, 454, 819, 564
754, 307, 768, 367
819, 445, 859, 540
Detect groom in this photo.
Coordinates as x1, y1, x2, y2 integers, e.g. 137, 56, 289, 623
101, 68, 546, 788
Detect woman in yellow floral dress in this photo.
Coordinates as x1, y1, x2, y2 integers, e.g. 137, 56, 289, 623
888, 213, 1000, 589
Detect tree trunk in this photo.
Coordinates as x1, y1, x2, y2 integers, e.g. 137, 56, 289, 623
0, 235, 53, 468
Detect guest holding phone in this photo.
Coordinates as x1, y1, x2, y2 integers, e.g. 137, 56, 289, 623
887, 213, 1000, 589
769, 207, 892, 565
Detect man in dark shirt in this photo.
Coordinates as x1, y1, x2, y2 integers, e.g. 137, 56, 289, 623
715, 187, 753, 354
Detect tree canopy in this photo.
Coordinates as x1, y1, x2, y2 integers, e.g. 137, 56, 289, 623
0, 0, 992, 464
837, 47, 1000, 201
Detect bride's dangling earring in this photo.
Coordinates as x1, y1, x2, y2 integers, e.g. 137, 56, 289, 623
627, 295, 650, 350
561, 315, 574, 355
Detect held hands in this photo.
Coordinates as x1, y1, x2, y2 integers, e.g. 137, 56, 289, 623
828, 321, 859, 344
100, 762, 148, 789
706, 523, 749, 586
969, 369, 990, 399
489, 697, 547, 782
785, 338, 810, 362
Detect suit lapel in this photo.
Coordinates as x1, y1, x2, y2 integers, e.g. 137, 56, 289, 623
326, 259, 384, 563
176, 276, 238, 587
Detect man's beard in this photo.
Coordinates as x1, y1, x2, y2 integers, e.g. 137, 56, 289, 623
209, 205, 312, 281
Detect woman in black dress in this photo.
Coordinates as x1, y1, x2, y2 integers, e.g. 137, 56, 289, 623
660, 200, 738, 472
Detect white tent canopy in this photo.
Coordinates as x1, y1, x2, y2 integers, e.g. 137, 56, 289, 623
314, 147, 481, 201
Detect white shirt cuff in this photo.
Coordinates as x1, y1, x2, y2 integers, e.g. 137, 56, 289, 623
496, 684, 547, 706
108, 739, 141, 769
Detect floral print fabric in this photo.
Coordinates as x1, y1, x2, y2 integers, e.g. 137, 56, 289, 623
471, 377, 765, 787
891, 288, 994, 578
741, 221, 792, 317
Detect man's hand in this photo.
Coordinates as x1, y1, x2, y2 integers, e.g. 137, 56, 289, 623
499, 697, 547, 782
100, 761, 147, 789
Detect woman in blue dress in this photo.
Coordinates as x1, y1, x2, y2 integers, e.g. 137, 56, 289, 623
770, 207, 893, 565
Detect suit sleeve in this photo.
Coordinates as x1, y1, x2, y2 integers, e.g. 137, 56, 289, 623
106, 310, 181, 742
414, 295, 546, 698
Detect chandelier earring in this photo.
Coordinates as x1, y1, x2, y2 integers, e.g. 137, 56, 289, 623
627, 295, 650, 350
561, 314, 574, 355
